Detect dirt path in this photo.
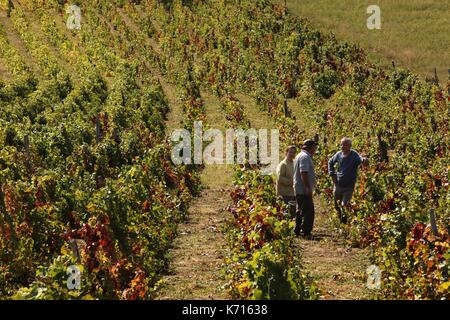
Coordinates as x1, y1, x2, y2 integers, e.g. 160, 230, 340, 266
155, 186, 229, 299
0, 57, 10, 81
156, 93, 232, 299
152, 76, 232, 300
295, 197, 371, 300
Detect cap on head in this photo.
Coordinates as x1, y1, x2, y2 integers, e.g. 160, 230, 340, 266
302, 139, 317, 149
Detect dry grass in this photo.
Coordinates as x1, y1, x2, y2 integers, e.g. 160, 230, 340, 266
281, 0, 449, 84
201, 93, 236, 188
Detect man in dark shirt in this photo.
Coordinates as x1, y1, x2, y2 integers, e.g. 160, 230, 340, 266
328, 137, 368, 223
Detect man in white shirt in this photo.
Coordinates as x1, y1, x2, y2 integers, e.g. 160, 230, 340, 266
293, 139, 317, 239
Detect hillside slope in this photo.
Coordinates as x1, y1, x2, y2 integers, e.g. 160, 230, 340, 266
0, 0, 448, 300
279, 0, 449, 84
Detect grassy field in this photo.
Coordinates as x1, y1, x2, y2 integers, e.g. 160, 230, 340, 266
280, 0, 449, 83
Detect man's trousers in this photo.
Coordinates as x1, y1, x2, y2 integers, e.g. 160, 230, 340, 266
294, 194, 315, 235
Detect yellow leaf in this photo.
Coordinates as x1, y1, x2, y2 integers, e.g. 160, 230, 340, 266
439, 282, 450, 292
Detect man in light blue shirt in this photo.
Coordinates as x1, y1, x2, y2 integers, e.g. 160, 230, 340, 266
328, 137, 369, 223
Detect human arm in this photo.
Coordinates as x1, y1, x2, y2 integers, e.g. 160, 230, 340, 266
328, 153, 338, 184
277, 163, 292, 187
300, 171, 312, 196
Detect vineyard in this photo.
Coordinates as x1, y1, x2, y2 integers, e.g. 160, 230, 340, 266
0, 0, 448, 300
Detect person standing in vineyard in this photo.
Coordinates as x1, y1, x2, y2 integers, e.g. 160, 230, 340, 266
328, 137, 369, 224
293, 139, 318, 239
276, 146, 297, 205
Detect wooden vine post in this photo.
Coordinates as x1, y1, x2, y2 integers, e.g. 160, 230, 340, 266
429, 209, 439, 236
96, 114, 101, 144
283, 100, 290, 117
434, 68, 439, 84
24, 134, 32, 174
7, 0, 14, 18
447, 69, 450, 98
